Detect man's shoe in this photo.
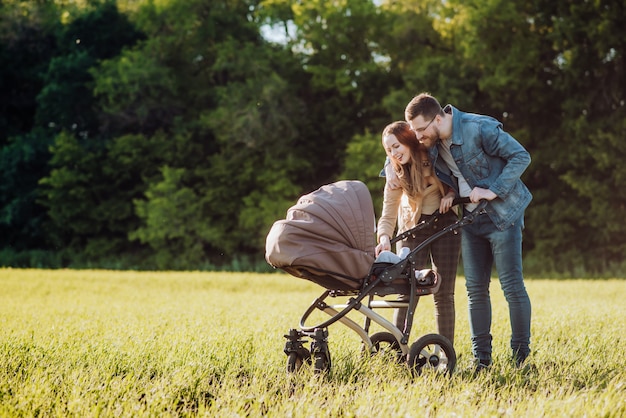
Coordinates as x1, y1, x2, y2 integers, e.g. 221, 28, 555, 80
473, 358, 492, 375
513, 349, 529, 368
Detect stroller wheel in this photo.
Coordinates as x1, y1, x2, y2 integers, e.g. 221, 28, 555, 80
313, 350, 331, 374
408, 333, 456, 376
311, 328, 331, 374
369, 332, 404, 363
287, 349, 311, 373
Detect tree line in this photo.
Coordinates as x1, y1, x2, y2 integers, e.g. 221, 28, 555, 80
1, 0, 624, 275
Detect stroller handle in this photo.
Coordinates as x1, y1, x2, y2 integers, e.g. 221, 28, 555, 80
452, 196, 471, 206
389, 198, 486, 245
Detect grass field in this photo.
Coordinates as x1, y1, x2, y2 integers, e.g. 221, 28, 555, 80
1, 268, 624, 417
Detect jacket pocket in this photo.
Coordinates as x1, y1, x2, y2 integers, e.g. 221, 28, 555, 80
465, 149, 491, 180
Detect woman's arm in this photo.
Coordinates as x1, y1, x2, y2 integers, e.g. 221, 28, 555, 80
376, 185, 402, 255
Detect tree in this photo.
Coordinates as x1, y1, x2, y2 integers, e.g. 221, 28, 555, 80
261, 0, 393, 183
2, 0, 624, 273
0, 2, 60, 253
339, 130, 385, 217
35, 1, 148, 263
382, 0, 626, 273
0, 1, 59, 141
536, 0, 626, 271
0, 130, 53, 251
91, 0, 311, 267
36, 1, 145, 136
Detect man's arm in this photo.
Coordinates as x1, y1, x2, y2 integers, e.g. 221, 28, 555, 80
480, 121, 531, 199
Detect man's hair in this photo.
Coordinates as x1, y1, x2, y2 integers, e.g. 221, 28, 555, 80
404, 93, 443, 122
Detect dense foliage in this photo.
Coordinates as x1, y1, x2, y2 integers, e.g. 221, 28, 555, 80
0, 0, 624, 275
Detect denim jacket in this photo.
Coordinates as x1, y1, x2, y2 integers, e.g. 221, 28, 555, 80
430, 105, 532, 230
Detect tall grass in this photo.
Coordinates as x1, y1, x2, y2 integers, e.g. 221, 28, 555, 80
1, 269, 624, 417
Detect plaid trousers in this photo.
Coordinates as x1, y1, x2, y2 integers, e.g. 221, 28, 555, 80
393, 210, 461, 345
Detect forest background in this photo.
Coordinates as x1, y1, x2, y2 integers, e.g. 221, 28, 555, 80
0, 0, 624, 276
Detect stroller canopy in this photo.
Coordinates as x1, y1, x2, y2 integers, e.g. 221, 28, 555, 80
265, 180, 377, 288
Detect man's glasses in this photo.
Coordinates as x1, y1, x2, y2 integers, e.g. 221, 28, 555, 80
412, 114, 437, 133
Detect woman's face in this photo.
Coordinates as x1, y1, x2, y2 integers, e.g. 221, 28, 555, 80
382, 134, 412, 165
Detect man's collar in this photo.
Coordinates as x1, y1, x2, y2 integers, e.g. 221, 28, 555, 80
439, 105, 454, 144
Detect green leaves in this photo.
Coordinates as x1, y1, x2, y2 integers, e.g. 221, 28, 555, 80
1, 0, 625, 273
130, 166, 206, 269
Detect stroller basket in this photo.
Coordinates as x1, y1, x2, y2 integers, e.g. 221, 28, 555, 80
282, 261, 440, 296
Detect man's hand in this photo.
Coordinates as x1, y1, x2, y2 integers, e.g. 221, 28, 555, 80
385, 164, 401, 189
469, 187, 497, 203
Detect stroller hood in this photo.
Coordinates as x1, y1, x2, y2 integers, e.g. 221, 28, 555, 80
265, 180, 377, 289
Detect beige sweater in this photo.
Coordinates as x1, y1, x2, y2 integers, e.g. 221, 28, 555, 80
377, 182, 444, 242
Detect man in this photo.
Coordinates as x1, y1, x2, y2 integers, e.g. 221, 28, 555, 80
395, 92, 532, 372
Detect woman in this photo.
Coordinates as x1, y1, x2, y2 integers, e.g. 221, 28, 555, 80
376, 121, 461, 345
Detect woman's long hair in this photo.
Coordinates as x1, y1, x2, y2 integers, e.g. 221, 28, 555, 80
382, 121, 429, 199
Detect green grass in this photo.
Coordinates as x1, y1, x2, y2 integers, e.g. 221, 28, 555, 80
1, 269, 624, 417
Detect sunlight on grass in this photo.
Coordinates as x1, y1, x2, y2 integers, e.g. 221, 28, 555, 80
0, 269, 624, 416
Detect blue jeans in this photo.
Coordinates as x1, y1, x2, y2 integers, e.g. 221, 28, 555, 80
461, 211, 531, 362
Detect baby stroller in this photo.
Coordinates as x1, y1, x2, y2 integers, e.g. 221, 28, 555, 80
265, 180, 486, 376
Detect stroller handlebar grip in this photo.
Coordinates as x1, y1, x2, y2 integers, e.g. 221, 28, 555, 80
451, 196, 471, 206
452, 197, 490, 213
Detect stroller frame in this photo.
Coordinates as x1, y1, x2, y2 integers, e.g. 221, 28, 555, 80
284, 198, 488, 375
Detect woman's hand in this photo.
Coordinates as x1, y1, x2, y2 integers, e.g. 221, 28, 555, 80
439, 194, 455, 213
375, 235, 391, 256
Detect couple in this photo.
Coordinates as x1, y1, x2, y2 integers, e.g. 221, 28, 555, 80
375, 93, 532, 372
